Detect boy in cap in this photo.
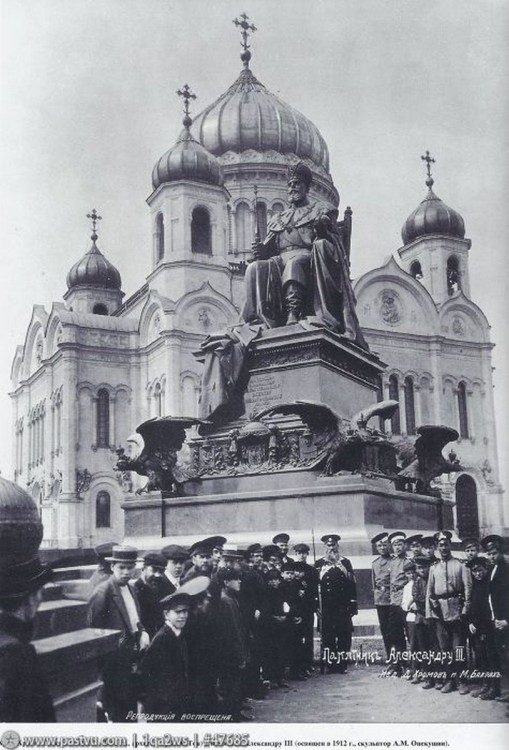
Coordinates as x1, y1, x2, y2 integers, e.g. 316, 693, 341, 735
160, 544, 188, 597
481, 535, 509, 701
387, 531, 408, 676
426, 530, 471, 694
262, 544, 283, 574
134, 552, 168, 639
259, 569, 290, 688
139, 590, 192, 719
400, 559, 417, 678
88, 545, 150, 721
370, 532, 392, 659
406, 534, 423, 559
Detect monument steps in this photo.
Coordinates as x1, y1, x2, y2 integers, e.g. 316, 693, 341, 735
34, 598, 89, 640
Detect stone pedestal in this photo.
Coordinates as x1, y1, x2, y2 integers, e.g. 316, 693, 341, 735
242, 325, 385, 419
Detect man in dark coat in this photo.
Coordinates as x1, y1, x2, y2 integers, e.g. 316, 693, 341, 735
181, 540, 214, 584
88, 545, 149, 722
315, 534, 357, 674
272, 533, 294, 565
134, 552, 167, 639
241, 543, 268, 699
466, 556, 499, 700
293, 543, 319, 673
138, 591, 192, 720
482, 535, 509, 701
160, 544, 189, 597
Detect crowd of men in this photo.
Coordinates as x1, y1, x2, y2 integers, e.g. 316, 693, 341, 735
87, 532, 357, 722
371, 530, 509, 708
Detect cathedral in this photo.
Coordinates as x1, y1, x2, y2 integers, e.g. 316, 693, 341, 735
9, 19, 505, 550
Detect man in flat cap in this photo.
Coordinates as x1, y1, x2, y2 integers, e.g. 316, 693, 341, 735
272, 533, 294, 565
88, 545, 150, 721
0, 477, 54, 722
181, 540, 214, 584
482, 535, 509, 701
160, 544, 188, 597
315, 534, 357, 674
370, 532, 392, 659
420, 536, 437, 563
426, 530, 471, 694
387, 531, 409, 675
134, 552, 168, 639
294, 543, 319, 673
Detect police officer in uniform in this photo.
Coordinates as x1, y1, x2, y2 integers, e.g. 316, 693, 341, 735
315, 534, 357, 674
370, 532, 392, 659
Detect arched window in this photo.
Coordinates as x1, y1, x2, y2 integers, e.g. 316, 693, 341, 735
96, 389, 110, 447
155, 213, 165, 261
388, 375, 400, 434
404, 376, 416, 435
235, 202, 250, 253
191, 207, 211, 254
93, 303, 108, 315
410, 260, 423, 280
447, 256, 460, 294
154, 382, 163, 417
255, 202, 267, 240
455, 475, 479, 539
457, 382, 469, 438
96, 491, 111, 528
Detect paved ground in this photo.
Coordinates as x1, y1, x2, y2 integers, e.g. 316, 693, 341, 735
251, 666, 509, 723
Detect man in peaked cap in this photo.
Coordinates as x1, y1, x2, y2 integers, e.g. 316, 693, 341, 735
202, 536, 227, 573
406, 534, 423, 559
426, 531, 471, 694
370, 532, 392, 659
88, 544, 150, 721
315, 534, 357, 674
241, 543, 268, 699
387, 531, 408, 676
262, 544, 283, 573
134, 552, 168, 639
0, 477, 55, 722
87, 541, 116, 596
272, 533, 294, 565
293, 543, 319, 673
462, 537, 481, 564
181, 540, 214, 584
160, 544, 188, 597
421, 536, 437, 563
481, 535, 509, 701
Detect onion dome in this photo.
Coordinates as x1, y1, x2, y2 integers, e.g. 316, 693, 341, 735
402, 153, 465, 244
66, 210, 122, 290
152, 84, 223, 190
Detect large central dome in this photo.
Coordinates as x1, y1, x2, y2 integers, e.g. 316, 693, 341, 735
191, 67, 330, 171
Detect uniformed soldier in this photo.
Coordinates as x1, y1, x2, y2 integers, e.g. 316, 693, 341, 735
315, 534, 357, 674
272, 533, 294, 565
370, 532, 392, 659
387, 531, 408, 676
181, 540, 214, 584
134, 552, 167, 639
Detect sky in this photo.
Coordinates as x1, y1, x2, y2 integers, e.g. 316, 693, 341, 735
0, 0, 508, 491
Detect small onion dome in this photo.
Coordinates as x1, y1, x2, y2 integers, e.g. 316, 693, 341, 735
66, 237, 122, 290
152, 126, 223, 190
191, 67, 330, 172
0, 476, 43, 569
402, 180, 465, 245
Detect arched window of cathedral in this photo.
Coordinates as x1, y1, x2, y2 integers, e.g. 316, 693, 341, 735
404, 376, 416, 435
96, 491, 111, 528
93, 303, 108, 315
410, 260, 423, 280
388, 375, 400, 434
255, 202, 267, 240
457, 381, 469, 438
235, 202, 250, 253
154, 382, 163, 417
191, 207, 212, 254
155, 213, 165, 262
447, 256, 460, 295
96, 389, 110, 447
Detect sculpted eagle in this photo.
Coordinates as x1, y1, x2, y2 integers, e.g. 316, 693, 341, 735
397, 425, 462, 495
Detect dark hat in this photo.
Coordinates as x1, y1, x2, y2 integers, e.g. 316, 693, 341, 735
142, 552, 167, 570
189, 540, 214, 556
462, 537, 480, 550
293, 543, 310, 553
160, 591, 193, 610
413, 556, 432, 567
161, 544, 189, 561
263, 544, 282, 560
481, 535, 504, 552
265, 568, 282, 580
105, 545, 138, 564
403, 560, 416, 572
247, 543, 263, 555
321, 534, 341, 545
466, 556, 490, 570
281, 561, 296, 572
434, 530, 453, 542
0, 556, 52, 599
420, 536, 436, 547
179, 576, 210, 597
95, 541, 116, 560
201, 536, 227, 551
406, 534, 423, 545
218, 568, 242, 582
371, 532, 389, 545
388, 531, 406, 543
272, 533, 290, 544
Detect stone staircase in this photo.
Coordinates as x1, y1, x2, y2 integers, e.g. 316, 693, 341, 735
33, 567, 119, 722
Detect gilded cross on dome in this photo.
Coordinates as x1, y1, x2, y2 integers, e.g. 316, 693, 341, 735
233, 12, 257, 67
87, 208, 102, 241
177, 83, 197, 122
421, 150, 435, 187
